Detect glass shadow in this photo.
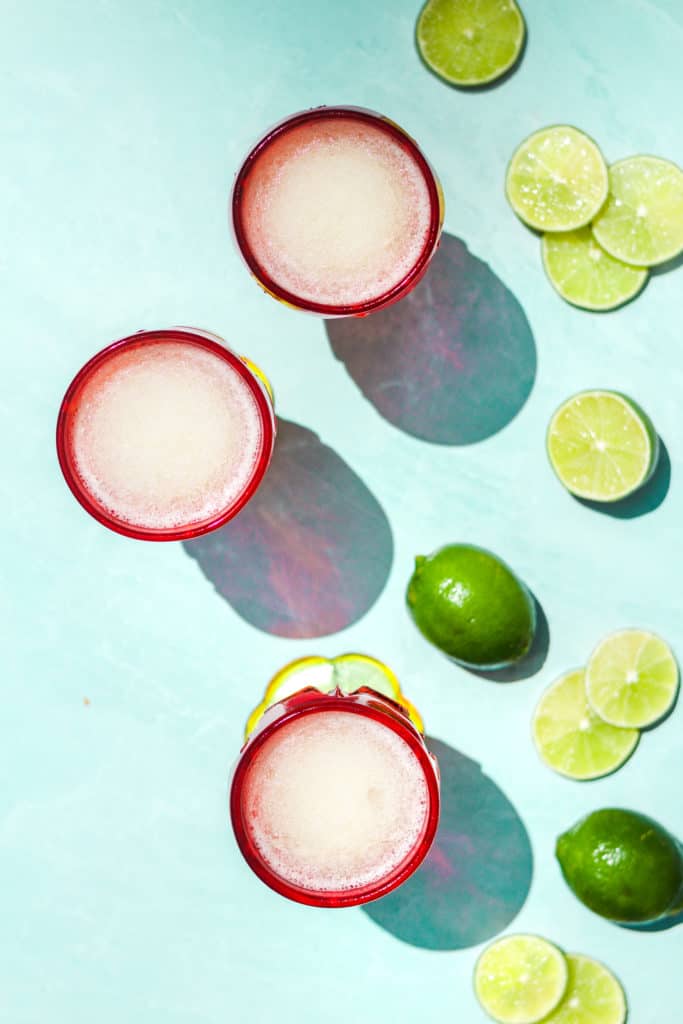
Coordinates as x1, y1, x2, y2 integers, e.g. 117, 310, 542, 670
575, 438, 671, 519
183, 418, 393, 638
362, 738, 533, 949
326, 232, 536, 445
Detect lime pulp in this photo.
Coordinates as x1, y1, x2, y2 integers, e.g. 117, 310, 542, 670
586, 629, 679, 728
532, 669, 638, 780
539, 955, 626, 1024
592, 155, 683, 266
542, 228, 647, 310
546, 389, 658, 502
505, 126, 608, 231
416, 0, 525, 87
474, 934, 568, 1024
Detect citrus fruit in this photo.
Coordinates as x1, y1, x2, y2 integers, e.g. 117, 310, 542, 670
406, 544, 535, 668
556, 807, 683, 923
585, 629, 678, 728
546, 389, 658, 502
474, 934, 568, 1024
539, 955, 626, 1024
532, 669, 638, 780
592, 155, 683, 266
416, 0, 525, 87
541, 228, 647, 310
505, 126, 608, 231
244, 653, 424, 738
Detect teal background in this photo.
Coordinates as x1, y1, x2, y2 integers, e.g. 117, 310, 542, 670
2, 0, 682, 1020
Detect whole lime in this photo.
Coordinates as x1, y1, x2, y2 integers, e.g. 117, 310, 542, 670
406, 544, 536, 668
556, 808, 683, 923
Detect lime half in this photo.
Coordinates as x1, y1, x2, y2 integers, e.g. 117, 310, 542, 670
506, 127, 608, 231
586, 629, 679, 728
416, 0, 525, 87
540, 955, 626, 1024
546, 390, 658, 502
593, 156, 683, 266
542, 228, 647, 311
474, 934, 568, 1024
532, 669, 638, 780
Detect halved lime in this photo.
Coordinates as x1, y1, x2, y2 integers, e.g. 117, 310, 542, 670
586, 629, 679, 728
416, 0, 525, 87
474, 934, 568, 1024
540, 955, 626, 1024
546, 390, 658, 502
245, 653, 424, 738
592, 156, 683, 266
506, 127, 608, 231
532, 669, 638, 780
541, 228, 647, 311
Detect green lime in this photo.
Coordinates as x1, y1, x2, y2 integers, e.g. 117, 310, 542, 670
546, 389, 658, 502
474, 934, 568, 1024
541, 228, 648, 311
592, 156, 683, 266
532, 669, 638, 781
540, 955, 626, 1024
416, 0, 525, 87
406, 544, 535, 668
556, 808, 683, 923
506, 126, 608, 231
586, 629, 679, 728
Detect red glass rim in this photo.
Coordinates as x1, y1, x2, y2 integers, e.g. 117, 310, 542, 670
229, 692, 440, 908
56, 328, 276, 542
231, 105, 444, 317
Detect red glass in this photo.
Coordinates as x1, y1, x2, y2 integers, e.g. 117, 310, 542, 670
230, 687, 440, 907
231, 106, 445, 318
56, 327, 276, 542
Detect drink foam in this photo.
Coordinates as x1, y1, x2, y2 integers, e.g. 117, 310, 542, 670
241, 710, 430, 892
69, 341, 264, 530
239, 116, 433, 307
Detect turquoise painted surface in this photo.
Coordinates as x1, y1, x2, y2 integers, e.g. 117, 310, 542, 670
2, 0, 682, 1020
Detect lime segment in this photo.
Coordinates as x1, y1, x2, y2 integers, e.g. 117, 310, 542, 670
474, 934, 568, 1024
506, 127, 608, 231
540, 955, 626, 1024
592, 156, 683, 266
586, 629, 679, 728
416, 0, 525, 87
532, 670, 638, 780
542, 228, 647, 311
546, 390, 658, 502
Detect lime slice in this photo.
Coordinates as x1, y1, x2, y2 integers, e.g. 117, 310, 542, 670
546, 390, 658, 502
532, 669, 638, 780
416, 0, 525, 87
541, 228, 647, 311
506, 126, 608, 231
474, 934, 568, 1024
245, 653, 424, 738
539, 955, 626, 1024
592, 156, 683, 266
586, 629, 679, 728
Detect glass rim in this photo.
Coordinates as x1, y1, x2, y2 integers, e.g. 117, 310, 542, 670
229, 691, 441, 908
56, 327, 276, 542
230, 105, 444, 317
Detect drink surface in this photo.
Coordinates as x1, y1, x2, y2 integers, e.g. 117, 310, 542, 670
241, 709, 430, 892
68, 341, 263, 531
239, 114, 432, 308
